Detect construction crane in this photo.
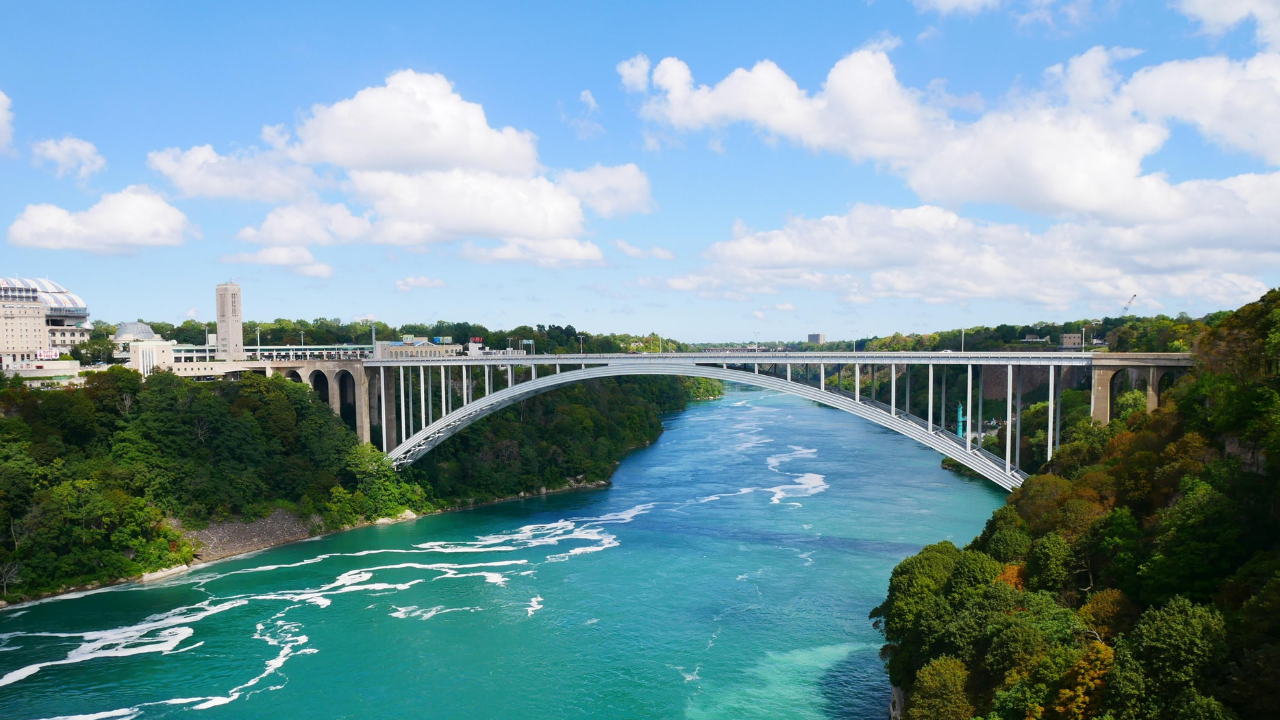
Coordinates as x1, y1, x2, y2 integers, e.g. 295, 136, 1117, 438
1121, 294, 1137, 315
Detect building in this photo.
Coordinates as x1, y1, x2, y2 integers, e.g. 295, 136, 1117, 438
113, 321, 157, 351
1, 277, 90, 369
807, 333, 826, 344
215, 282, 245, 361
375, 337, 463, 360
1060, 333, 1083, 349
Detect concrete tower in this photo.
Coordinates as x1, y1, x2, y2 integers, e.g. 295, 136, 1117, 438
215, 282, 245, 360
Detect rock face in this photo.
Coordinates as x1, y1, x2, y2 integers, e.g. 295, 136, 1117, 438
141, 565, 189, 583
177, 509, 317, 564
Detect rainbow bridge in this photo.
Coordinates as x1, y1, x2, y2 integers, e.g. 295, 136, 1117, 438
344, 351, 1193, 491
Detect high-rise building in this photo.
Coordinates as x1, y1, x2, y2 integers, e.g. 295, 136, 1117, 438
215, 282, 245, 360
1, 278, 91, 368
807, 333, 826, 344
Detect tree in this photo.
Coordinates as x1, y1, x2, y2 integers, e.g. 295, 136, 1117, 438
1106, 597, 1229, 719
1026, 532, 1071, 592
906, 656, 973, 720
0, 559, 20, 595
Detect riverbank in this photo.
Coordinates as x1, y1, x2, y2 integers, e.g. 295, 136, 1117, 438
0, 477, 612, 611
186, 477, 611, 566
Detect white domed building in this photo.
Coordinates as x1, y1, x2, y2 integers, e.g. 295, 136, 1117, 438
1, 277, 92, 368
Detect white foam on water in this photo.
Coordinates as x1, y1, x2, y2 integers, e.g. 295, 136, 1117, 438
0, 599, 248, 687
389, 605, 480, 620
525, 596, 544, 617
668, 664, 701, 682
760, 446, 828, 505
585, 618, 599, 625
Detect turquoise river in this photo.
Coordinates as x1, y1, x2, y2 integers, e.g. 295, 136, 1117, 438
0, 385, 1005, 719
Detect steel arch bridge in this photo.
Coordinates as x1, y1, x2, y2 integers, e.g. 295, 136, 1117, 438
384, 361, 1035, 489
354, 350, 1200, 492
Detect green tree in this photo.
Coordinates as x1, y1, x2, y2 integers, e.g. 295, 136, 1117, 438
906, 656, 973, 720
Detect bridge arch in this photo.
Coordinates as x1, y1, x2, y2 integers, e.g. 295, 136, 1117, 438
386, 363, 1025, 491
308, 369, 331, 404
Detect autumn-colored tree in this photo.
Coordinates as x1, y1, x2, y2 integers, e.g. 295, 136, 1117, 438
906, 656, 973, 720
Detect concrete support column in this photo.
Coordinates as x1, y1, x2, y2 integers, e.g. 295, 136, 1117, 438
485, 365, 491, 396
355, 369, 371, 444
905, 365, 911, 417
327, 370, 341, 416
820, 363, 825, 392
440, 366, 447, 418
754, 363, 759, 374
966, 364, 973, 452
787, 364, 791, 382
890, 363, 896, 415
855, 363, 860, 402
928, 364, 934, 431
1016, 367, 1023, 469
1090, 367, 1118, 423
507, 365, 513, 388
399, 366, 406, 442
1005, 364, 1013, 474
1146, 366, 1168, 412
379, 367, 388, 452
419, 366, 426, 429
1048, 365, 1056, 461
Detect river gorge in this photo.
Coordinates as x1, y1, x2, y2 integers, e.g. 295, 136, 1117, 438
0, 385, 1004, 720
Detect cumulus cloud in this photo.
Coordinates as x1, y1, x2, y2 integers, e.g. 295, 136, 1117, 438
147, 70, 651, 270
350, 169, 585, 245
8, 185, 194, 253
289, 70, 539, 176
629, 43, 1280, 225
32, 137, 106, 179
0, 90, 10, 151
1177, 0, 1280, 48
394, 276, 447, 291
1127, 51, 1280, 164
148, 145, 316, 201
460, 237, 604, 267
617, 54, 652, 93
558, 164, 653, 217
613, 239, 673, 259
237, 202, 370, 246
654, 192, 1276, 310
221, 246, 333, 277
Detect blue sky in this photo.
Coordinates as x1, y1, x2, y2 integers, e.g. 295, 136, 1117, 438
3, 0, 1279, 341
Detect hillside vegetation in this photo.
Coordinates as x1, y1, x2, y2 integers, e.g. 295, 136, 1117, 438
872, 291, 1280, 720
0, 346, 719, 602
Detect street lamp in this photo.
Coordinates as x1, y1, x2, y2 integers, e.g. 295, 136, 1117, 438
577, 334, 585, 354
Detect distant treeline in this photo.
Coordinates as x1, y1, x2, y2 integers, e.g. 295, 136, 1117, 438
695, 312, 1221, 354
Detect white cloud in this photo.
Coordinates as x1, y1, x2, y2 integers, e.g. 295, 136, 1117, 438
617, 54, 652, 93
1177, 0, 1280, 48
32, 137, 106, 179
773, 303, 796, 311
8, 185, 194, 253
221, 246, 333, 278
0, 90, 10, 151
395, 276, 447, 291
1126, 52, 1280, 164
565, 90, 604, 139
350, 169, 584, 245
913, 0, 1003, 13
183, 307, 198, 319
558, 164, 653, 217
635, 45, 1217, 223
461, 237, 604, 267
613, 239, 673, 259
289, 70, 539, 176
147, 145, 316, 201
237, 202, 370, 246
656, 193, 1277, 309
